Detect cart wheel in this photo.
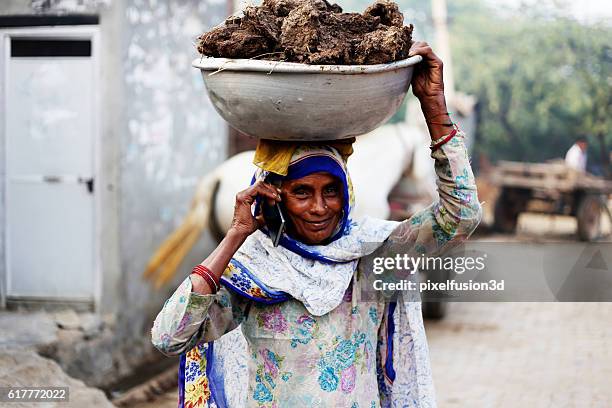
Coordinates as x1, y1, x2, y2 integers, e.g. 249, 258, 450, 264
493, 190, 520, 233
576, 194, 603, 241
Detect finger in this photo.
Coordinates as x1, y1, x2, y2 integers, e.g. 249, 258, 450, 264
253, 186, 282, 204
255, 183, 282, 201
409, 41, 428, 51
255, 214, 266, 228
261, 182, 281, 197
408, 45, 432, 59
408, 43, 442, 64
237, 181, 277, 203
236, 182, 261, 203
408, 41, 428, 55
235, 189, 256, 206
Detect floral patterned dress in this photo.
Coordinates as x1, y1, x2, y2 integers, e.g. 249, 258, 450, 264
152, 131, 481, 408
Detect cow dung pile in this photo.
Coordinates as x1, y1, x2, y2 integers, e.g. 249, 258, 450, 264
196, 0, 414, 65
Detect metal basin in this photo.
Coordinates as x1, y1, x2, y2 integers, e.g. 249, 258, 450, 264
192, 56, 422, 141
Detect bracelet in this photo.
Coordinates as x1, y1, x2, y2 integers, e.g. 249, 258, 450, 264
427, 121, 454, 127
192, 265, 219, 293
191, 265, 220, 293
430, 127, 458, 152
424, 111, 452, 122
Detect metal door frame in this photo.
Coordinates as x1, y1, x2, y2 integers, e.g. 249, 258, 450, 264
0, 25, 101, 310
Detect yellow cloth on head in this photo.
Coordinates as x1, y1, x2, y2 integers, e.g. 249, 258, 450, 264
253, 138, 356, 176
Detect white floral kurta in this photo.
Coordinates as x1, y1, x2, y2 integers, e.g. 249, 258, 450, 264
152, 132, 481, 408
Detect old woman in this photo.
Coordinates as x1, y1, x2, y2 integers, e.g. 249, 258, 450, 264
151, 43, 481, 408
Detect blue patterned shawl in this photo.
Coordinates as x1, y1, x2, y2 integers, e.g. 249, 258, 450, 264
177, 145, 435, 408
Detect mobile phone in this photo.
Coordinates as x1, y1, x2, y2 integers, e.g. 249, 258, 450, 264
261, 200, 286, 247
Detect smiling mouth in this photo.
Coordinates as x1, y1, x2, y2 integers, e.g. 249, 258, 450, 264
304, 218, 334, 230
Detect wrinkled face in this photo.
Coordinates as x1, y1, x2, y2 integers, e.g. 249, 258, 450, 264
280, 172, 344, 245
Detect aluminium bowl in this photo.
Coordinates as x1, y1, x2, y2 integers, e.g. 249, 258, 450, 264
192, 55, 422, 141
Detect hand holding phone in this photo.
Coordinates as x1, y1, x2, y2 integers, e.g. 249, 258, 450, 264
261, 199, 286, 247
230, 180, 281, 238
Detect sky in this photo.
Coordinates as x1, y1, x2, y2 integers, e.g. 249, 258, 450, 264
565, 0, 612, 22
487, 0, 612, 23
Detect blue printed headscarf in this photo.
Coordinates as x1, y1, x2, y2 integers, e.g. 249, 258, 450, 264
251, 145, 356, 260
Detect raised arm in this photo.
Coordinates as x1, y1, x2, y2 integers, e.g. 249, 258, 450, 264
191, 180, 281, 295
389, 42, 481, 254
151, 180, 281, 355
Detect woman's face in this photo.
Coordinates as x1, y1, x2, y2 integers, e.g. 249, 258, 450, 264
280, 172, 344, 245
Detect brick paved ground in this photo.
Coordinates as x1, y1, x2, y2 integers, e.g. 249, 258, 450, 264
426, 302, 612, 408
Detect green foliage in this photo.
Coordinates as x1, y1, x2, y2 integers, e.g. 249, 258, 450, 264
338, 0, 610, 170
449, 1, 611, 168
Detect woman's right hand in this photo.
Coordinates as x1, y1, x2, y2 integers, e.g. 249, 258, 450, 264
230, 180, 281, 238
191, 180, 281, 295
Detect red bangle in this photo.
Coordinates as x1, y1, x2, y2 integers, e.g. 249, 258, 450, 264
191, 265, 220, 293
431, 128, 458, 152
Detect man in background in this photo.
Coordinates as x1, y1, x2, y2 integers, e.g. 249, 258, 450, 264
565, 136, 588, 172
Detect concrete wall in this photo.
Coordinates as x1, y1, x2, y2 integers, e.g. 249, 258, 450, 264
114, 0, 228, 375
0, 0, 228, 386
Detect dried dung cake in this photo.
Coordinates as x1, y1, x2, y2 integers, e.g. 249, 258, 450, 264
197, 0, 414, 65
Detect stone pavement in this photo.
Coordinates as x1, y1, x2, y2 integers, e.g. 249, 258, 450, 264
426, 302, 612, 408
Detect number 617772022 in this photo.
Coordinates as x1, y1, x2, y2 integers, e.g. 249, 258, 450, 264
1, 387, 69, 402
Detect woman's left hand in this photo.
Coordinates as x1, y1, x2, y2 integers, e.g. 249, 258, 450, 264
408, 41, 445, 103
408, 41, 452, 140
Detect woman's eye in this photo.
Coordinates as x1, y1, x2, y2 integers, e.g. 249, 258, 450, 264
324, 186, 339, 195
294, 189, 309, 197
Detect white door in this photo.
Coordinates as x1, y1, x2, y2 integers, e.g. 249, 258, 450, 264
3, 29, 98, 302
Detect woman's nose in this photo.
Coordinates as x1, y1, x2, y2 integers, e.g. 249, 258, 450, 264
310, 193, 327, 215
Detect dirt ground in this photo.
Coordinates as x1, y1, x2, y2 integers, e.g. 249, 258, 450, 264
131, 391, 176, 408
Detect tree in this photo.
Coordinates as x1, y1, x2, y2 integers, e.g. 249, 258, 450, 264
448, 1, 611, 173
